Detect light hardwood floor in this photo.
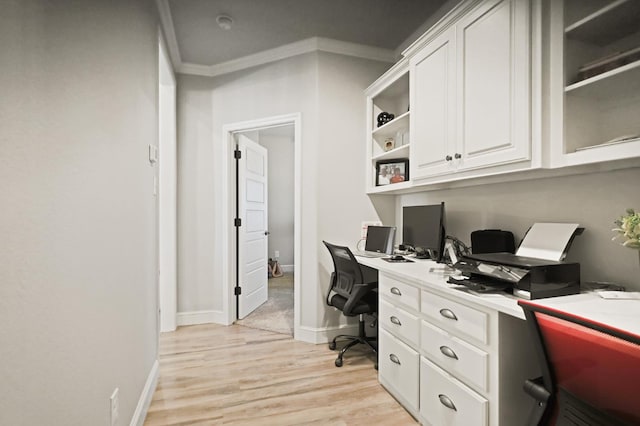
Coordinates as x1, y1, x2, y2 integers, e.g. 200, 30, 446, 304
144, 323, 418, 425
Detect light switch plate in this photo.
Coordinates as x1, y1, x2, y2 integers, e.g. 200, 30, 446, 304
148, 144, 158, 164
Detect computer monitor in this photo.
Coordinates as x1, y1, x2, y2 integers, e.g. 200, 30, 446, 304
402, 203, 446, 261
364, 225, 396, 254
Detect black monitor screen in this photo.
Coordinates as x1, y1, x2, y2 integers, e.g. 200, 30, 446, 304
365, 226, 396, 254
402, 203, 446, 261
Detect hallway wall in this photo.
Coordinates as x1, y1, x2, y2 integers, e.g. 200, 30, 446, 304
1, 1, 161, 424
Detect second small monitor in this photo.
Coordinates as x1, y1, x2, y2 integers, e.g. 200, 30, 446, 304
402, 203, 446, 261
365, 225, 396, 255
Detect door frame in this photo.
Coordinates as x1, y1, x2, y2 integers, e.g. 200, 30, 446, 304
158, 31, 177, 333
221, 113, 301, 338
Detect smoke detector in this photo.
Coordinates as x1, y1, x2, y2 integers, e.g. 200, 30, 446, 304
216, 14, 234, 30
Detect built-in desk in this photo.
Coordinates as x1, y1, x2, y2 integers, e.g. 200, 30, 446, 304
357, 255, 539, 425
357, 255, 640, 425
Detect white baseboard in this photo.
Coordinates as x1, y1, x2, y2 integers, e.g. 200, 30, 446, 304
130, 359, 159, 426
281, 264, 294, 273
295, 324, 359, 344
176, 309, 229, 326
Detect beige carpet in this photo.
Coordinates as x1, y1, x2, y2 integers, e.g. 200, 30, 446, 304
236, 273, 294, 335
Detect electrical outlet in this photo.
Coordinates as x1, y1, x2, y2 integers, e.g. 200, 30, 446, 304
110, 388, 119, 426
274, 250, 280, 258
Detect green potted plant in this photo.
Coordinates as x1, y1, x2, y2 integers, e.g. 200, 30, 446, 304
613, 208, 640, 268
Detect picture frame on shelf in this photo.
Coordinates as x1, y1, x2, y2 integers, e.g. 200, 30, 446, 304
376, 158, 409, 186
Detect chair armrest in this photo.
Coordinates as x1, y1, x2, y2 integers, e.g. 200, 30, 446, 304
523, 377, 551, 426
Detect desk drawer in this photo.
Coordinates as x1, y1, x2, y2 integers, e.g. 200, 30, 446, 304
380, 299, 420, 347
420, 357, 488, 426
421, 291, 488, 345
380, 274, 420, 312
421, 320, 488, 392
379, 328, 419, 412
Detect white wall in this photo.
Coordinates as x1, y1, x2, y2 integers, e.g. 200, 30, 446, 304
0, 1, 160, 424
397, 167, 640, 291
176, 75, 217, 315
315, 53, 396, 330
258, 127, 295, 268
176, 52, 390, 336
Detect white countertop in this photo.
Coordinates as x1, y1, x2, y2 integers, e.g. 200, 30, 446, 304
356, 254, 528, 319
520, 292, 640, 338
356, 254, 640, 331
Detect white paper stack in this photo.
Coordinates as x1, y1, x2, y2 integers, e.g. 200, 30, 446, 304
516, 223, 581, 261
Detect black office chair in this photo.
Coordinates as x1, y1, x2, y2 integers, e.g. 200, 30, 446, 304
323, 241, 378, 368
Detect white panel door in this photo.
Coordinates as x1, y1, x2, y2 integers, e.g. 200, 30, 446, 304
456, 0, 531, 170
237, 134, 268, 319
410, 27, 457, 180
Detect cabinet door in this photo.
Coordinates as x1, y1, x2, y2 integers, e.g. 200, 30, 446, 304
456, 0, 531, 171
410, 27, 457, 180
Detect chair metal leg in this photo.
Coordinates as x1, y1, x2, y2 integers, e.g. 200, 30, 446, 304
331, 314, 378, 367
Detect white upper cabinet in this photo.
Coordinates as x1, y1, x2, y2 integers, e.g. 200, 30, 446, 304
411, 28, 457, 179
364, 0, 640, 193
457, 0, 531, 170
547, 0, 640, 167
410, 0, 532, 181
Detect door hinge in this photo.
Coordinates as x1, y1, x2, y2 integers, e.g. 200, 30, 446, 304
234, 218, 242, 227
234, 286, 242, 296
234, 149, 241, 159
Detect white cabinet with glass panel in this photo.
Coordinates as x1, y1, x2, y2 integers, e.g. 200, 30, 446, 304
547, 0, 640, 167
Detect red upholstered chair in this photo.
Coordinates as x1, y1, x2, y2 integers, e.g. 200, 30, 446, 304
518, 299, 640, 426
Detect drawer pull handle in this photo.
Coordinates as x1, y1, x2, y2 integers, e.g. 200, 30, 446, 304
438, 394, 457, 411
440, 346, 458, 360
439, 308, 458, 321
390, 316, 402, 326
390, 287, 402, 296
389, 354, 401, 365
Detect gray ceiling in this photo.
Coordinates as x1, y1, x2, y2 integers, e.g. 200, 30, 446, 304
167, 0, 450, 66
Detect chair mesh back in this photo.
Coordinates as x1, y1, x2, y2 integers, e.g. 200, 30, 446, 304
323, 242, 364, 299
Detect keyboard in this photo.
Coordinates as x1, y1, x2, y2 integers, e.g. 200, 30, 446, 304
447, 275, 510, 293
353, 250, 388, 258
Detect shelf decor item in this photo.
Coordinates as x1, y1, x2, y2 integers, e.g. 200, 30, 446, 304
384, 138, 395, 151
377, 111, 395, 127
376, 158, 408, 186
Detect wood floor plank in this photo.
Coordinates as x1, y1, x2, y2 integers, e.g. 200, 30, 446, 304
144, 323, 418, 425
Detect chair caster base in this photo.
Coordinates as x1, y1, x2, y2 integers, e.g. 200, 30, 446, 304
329, 341, 337, 350
335, 357, 343, 367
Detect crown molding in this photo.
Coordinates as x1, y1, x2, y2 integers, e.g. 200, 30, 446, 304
178, 62, 215, 77
315, 38, 396, 63
155, 0, 181, 67
206, 37, 320, 77
175, 37, 396, 77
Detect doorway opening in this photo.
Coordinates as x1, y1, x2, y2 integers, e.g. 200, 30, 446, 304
234, 126, 295, 335
221, 114, 301, 339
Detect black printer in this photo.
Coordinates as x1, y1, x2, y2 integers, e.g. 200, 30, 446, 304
453, 252, 580, 300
